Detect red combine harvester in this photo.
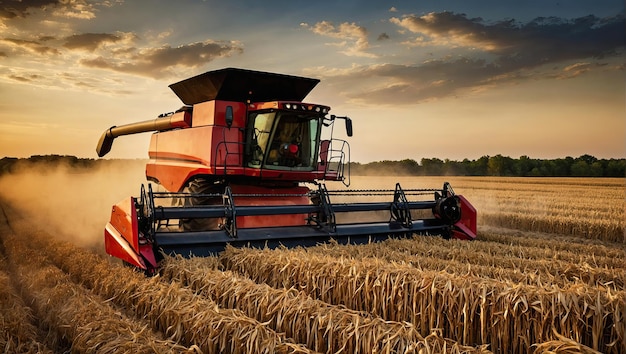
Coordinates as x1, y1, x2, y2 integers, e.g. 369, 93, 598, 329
96, 68, 476, 273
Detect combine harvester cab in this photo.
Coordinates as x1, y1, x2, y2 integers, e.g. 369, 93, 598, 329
96, 68, 477, 273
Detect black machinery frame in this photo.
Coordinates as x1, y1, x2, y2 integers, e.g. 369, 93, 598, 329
136, 182, 462, 256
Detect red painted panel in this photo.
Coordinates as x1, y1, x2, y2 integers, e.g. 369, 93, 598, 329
212, 125, 243, 167
192, 101, 247, 127
104, 198, 148, 268
104, 222, 145, 268
453, 195, 477, 240
146, 162, 208, 192
109, 197, 138, 251
230, 184, 311, 228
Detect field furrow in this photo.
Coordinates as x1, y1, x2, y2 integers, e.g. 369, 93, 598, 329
303, 234, 625, 289
477, 227, 626, 258
480, 212, 624, 242
0, 173, 623, 354
11, 221, 316, 354
160, 255, 491, 354
338, 176, 625, 242
0, 265, 54, 354
220, 245, 625, 354
0, 205, 311, 353
0, 210, 189, 353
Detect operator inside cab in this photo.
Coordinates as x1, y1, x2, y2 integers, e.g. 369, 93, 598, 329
246, 111, 320, 170
266, 115, 303, 165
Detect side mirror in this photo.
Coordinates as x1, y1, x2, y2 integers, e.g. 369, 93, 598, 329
345, 117, 353, 137
225, 106, 234, 128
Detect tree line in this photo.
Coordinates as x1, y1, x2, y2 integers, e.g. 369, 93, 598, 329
1, 154, 624, 177
0, 155, 145, 176
349, 154, 626, 177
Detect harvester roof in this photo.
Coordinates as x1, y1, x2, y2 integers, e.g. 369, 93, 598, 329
169, 67, 320, 105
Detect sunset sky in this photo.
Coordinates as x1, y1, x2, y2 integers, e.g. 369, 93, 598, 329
1, 0, 624, 163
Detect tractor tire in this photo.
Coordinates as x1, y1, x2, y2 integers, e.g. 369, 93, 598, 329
180, 177, 223, 231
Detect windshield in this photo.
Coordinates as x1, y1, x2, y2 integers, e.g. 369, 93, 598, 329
246, 111, 321, 170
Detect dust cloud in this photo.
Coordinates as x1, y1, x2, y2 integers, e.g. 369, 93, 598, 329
0, 163, 469, 253
0, 160, 147, 252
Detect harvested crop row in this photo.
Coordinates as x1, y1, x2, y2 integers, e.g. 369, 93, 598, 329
344, 233, 624, 280
221, 246, 625, 354
339, 176, 625, 242
161, 255, 491, 354
465, 187, 621, 213
471, 196, 621, 220
477, 227, 626, 258
373, 230, 624, 269
531, 329, 604, 354
445, 177, 625, 243
0, 267, 54, 354
310, 243, 621, 290
0, 226, 189, 353
480, 212, 624, 243
12, 221, 316, 354
306, 237, 624, 289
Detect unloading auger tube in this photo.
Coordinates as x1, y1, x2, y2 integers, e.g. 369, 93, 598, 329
103, 181, 477, 273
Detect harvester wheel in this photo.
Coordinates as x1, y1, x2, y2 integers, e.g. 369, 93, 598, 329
180, 177, 223, 231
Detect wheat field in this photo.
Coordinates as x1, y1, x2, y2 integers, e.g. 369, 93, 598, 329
0, 175, 624, 353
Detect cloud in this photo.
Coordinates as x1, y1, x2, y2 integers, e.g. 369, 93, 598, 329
323, 61, 505, 105
51, 0, 97, 19
552, 62, 622, 79
0, 1, 113, 60
0, 0, 58, 19
391, 12, 625, 60
1, 37, 61, 55
301, 21, 376, 58
391, 12, 499, 50
2, 28, 243, 89
377, 33, 390, 41
315, 12, 626, 105
63, 33, 125, 51
79, 40, 244, 78
559, 62, 594, 78
0, 1, 243, 84
8, 74, 44, 83
0, 0, 96, 20
0, 0, 243, 83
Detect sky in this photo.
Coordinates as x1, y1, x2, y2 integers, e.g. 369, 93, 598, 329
0, 0, 624, 163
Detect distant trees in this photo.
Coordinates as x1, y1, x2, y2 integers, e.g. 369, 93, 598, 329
0, 155, 97, 175
1, 154, 624, 177
0, 155, 145, 176
350, 155, 626, 177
